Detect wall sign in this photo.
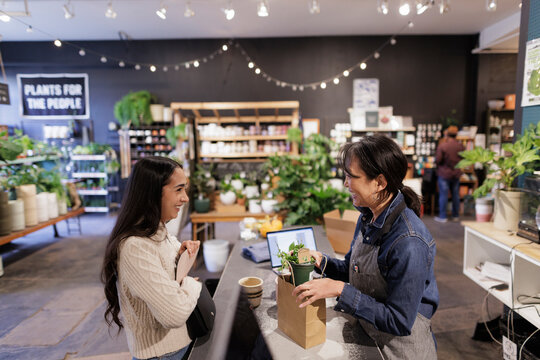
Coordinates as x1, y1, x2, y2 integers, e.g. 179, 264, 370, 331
521, 38, 540, 107
17, 73, 89, 119
0, 83, 9, 105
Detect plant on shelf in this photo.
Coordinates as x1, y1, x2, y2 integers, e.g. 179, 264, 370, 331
113, 90, 156, 128
37, 167, 71, 208
165, 123, 187, 147
277, 242, 314, 286
456, 121, 540, 230
0, 130, 24, 163
190, 164, 214, 213
219, 178, 236, 206
264, 133, 353, 225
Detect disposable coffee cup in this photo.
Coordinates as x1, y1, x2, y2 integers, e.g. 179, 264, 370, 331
238, 276, 264, 308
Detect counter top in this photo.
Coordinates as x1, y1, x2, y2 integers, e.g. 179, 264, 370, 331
188, 225, 381, 360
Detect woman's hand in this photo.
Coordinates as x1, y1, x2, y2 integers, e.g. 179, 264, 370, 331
292, 278, 345, 308
179, 240, 200, 256
308, 250, 323, 268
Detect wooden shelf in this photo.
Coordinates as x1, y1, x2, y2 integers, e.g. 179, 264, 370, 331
200, 152, 287, 158
1, 155, 61, 166
71, 154, 106, 161
352, 127, 416, 132
196, 116, 294, 124
199, 135, 288, 141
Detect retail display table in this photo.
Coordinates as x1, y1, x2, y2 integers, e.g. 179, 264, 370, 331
462, 221, 540, 329
0, 207, 84, 247
190, 211, 267, 242
188, 225, 381, 360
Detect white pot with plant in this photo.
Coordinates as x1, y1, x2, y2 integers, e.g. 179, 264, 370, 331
457, 121, 540, 231
219, 180, 237, 205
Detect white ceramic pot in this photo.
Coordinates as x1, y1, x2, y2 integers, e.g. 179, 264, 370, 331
220, 191, 237, 205
249, 199, 262, 214
261, 199, 278, 214
8, 200, 25, 231
244, 185, 259, 199
163, 107, 173, 122
150, 104, 165, 122
475, 197, 494, 222
47, 193, 59, 219
203, 239, 230, 272
16, 185, 37, 226
328, 178, 344, 192
36, 193, 49, 222
58, 199, 68, 215
231, 179, 244, 191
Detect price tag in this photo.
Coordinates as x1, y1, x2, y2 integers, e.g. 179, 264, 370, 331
503, 335, 517, 360
298, 248, 311, 264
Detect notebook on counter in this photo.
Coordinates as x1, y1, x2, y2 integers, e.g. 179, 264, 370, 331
266, 227, 317, 268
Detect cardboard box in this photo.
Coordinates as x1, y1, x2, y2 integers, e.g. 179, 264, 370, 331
323, 209, 360, 254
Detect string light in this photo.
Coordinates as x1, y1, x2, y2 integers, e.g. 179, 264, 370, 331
360, 62, 367, 70
185, 63, 190, 69
193, 60, 199, 67
163, 66, 168, 72
374, 52, 380, 59
248, 62, 254, 68
119, 61, 125, 67
255, 68, 261, 74
54, 39, 62, 47
150, 65, 156, 72
343, 70, 350, 77
416, 0, 429, 14
320, 82, 326, 89
100, 56, 107, 63
134, 64, 141, 70
222, 44, 228, 51
78, 49, 85, 56
390, 38, 397, 45
333, 78, 339, 85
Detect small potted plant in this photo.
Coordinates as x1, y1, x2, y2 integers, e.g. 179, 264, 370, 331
277, 242, 315, 286
230, 171, 245, 192
190, 164, 213, 213
219, 179, 236, 206
456, 121, 540, 231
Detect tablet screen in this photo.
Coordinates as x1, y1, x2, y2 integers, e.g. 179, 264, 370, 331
266, 227, 317, 268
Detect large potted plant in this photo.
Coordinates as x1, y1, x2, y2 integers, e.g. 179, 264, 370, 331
456, 121, 540, 231
113, 90, 156, 129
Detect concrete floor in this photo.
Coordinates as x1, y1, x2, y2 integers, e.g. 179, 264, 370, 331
0, 213, 503, 360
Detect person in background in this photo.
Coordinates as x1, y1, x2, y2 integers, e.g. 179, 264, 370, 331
292, 135, 439, 360
435, 125, 464, 223
102, 156, 201, 360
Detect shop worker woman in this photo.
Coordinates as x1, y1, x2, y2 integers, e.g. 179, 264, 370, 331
293, 135, 439, 359
102, 157, 201, 360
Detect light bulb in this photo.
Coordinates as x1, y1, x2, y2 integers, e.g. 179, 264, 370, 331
360, 62, 367, 70
299, 86, 304, 91
308, 0, 320, 14
377, 0, 389, 14
399, 0, 411, 15
157, 6, 167, 19
134, 64, 141, 70
390, 38, 397, 45
333, 78, 339, 85
255, 68, 261, 74
105, 1, 117, 19
174, 65, 179, 71
224, 3, 235, 20
163, 66, 168, 72
0, 14, 10, 22
54, 39, 62, 47
248, 62, 254, 69
343, 70, 350, 77
257, 0, 269, 17
320, 82, 326, 89
416, 0, 428, 14
185, 63, 190, 69
193, 60, 199, 67
374, 52, 380, 59
79, 49, 86, 56
119, 61, 125, 67
222, 44, 228, 51
439, 0, 450, 14
150, 65, 156, 72
63, 1, 74, 19
100, 56, 107, 63
408, 21, 414, 28
486, 0, 497, 11
184, 1, 194, 17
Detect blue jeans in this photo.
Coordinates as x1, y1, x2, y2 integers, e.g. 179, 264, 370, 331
438, 177, 460, 219
133, 343, 190, 360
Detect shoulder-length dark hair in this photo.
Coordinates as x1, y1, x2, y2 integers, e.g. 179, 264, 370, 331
101, 156, 181, 331
338, 134, 421, 216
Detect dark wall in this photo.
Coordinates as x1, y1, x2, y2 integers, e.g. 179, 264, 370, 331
475, 54, 518, 133
0, 35, 490, 145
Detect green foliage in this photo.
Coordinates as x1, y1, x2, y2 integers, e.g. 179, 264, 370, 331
220, 179, 234, 193
190, 164, 214, 199
265, 133, 353, 225
0, 131, 24, 162
72, 143, 114, 155
277, 242, 314, 267
113, 90, 156, 128
457, 121, 540, 198
287, 127, 303, 145
165, 123, 187, 147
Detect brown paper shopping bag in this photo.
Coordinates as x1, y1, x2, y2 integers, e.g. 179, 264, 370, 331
277, 276, 326, 349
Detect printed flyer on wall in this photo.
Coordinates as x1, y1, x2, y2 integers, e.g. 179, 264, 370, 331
521, 38, 540, 107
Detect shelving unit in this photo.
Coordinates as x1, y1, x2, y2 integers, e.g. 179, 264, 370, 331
463, 221, 540, 329
351, 127, 416, 157
170, 101, 300, 163
486, 108, 515, 156
71, 154, 109, 213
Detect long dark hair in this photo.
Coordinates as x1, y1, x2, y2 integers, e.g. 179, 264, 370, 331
338, 134, 421, 216
101, 156, 181, 331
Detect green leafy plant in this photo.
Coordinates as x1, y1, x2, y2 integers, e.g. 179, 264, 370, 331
165, 123, 187, 147
456, 121, 540, 198
190, 164, 214, 200
113, 90, 156, 128
277, 243, 314, 268
220, 179, 234, 193
0, 131, 24, 162
265, 133, 353, 225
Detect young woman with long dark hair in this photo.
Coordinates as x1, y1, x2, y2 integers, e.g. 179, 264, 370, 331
102, 156, 201, 360
292, 135, 439, 359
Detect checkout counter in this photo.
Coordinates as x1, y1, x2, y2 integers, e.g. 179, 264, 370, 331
188, 226, 381, 360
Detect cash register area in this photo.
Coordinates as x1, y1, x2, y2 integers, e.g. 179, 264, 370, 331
0, 213, 502, 359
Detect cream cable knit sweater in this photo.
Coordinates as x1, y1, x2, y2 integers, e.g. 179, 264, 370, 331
117, 225, 202, 359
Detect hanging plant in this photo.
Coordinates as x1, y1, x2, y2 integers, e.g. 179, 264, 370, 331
113, 90, 156, 128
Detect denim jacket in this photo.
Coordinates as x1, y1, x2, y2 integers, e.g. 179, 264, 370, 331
320, 192, 439, 336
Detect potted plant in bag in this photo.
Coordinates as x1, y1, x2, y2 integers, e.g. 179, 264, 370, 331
190, 164, 214, 213
277, 243, 315, 286
456, 121, 540, 231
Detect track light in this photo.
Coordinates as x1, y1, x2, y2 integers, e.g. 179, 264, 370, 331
157, 3, 167, 19
184, 1, 194, 17
439, 0, 450, 14
26, 25, 33, 33
257, 0, 269, 17
377, 0, 389, 14
399, 0, 411, 15
486, 0, 497, 11
105, 1, 117, 19
63, 0, 74, 19
308, 0, 320, 14
415, 0, 429, 14
0, 14, 10, 22
223, 2, 235, 20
